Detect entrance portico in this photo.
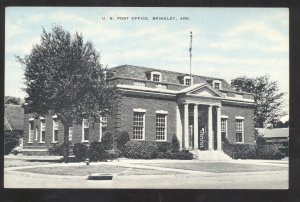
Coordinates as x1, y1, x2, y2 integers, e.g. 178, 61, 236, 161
176, 83, 224, 151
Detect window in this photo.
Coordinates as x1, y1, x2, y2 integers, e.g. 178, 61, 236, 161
236, 119, 244, 143
99, 116, 108, 141
133, 112, 145, 140
153, 74, 160, 82
150, 71, 162, 82
69, 127, 73, 141
185, 78, 191, 86
156, 114, 167, 141
53, 118, 58, 142
213, 80, 222, 90
183, 76, 193, 86
29, 119, 34, 143
40, 119, 46, 143
221, 118, 227, 141
82, 119, 89, 142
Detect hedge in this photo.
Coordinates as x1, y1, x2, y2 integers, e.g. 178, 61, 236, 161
48, 141, 73, 156
4, 131, 23, 155
73, 143, 88, 161
87, 141, 106, 162
124, 141, 158, 159
115, 131, 130, 152
223, 142, 285, 160
157, 150, 193, 160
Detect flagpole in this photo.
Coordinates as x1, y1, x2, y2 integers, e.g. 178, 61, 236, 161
189, 31, 192, 79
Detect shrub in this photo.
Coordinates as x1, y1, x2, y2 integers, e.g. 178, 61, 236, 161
171, 134, 180, 153
48, 141, 72, 156
101, 131, 114, 150
73, 143, 88, 161
4, 131, 22, 155
232, 144, 257, 159
116, 131, 130, 152
157, 150, 194, 160
156, 142, 171, 152
124, 141, 158, 159
87, 141, 106, 162
256, 145, 285, 160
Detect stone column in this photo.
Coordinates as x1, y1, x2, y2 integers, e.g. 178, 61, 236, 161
207, 105, 213, 150
217, 106, 222, 150
184, 103, 189, 149
193, 104, 199, 149
176, 104, 183, 150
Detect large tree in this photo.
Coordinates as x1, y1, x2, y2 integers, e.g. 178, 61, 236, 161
17, 26, 120, 161
231, 75, 287, 128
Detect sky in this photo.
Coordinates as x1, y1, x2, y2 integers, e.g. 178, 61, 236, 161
5, 7, 289, 120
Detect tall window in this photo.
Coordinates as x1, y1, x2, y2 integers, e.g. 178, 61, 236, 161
99, 116, 108, 141
82, 119, 89, 142
236, 119, 244, 143
40, 119, 46, 143
29, 120, 34, 143
156, 114, 167, 141
221, 118, 227, 141
53, 118, 58, 142
69, 127, 73, 141
133, 112, 145, 140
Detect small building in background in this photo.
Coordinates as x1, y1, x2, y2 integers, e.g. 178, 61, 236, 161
257, 127, 289, 156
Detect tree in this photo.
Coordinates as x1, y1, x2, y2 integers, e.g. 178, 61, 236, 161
17, 26, 120, 161
231, 75, 286, 128
5, 96, 23, 105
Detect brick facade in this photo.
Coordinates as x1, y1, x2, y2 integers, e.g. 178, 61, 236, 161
22, 65, 256, 155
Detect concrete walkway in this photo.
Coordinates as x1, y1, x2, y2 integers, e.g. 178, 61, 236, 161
4, 157, 288, 189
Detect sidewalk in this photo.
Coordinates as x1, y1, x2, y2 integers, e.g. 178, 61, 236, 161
4, 156, 288, 189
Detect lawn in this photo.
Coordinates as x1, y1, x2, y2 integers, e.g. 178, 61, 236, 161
4, 158, 57, 168
15, 164, 183, 176
140, 162, 288, 173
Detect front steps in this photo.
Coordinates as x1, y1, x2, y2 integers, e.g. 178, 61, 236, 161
190, 150, 232, 161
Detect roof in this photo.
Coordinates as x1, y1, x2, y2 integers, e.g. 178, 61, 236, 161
4, 104, 24, 131
109, 65, 236, 91
257, 128, 289, 138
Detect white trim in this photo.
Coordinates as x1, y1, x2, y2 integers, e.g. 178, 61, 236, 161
29, 117, 34, 121
133, 108, 146, 113
39, 119, 46, 143
155, 112, 167, 141
52, 115, 58, 118
151, 71, 162, 82
183, 75, 193, 86
82, 119, 89, 142
52, 117, 58, 142
133, 111, 146, 140
213, 80, 222, 90
235, 116, 245, 120
221, 115, 228, 118
28, 119, 34, 143
155, 110, 168, 114
40, 117, 45, 120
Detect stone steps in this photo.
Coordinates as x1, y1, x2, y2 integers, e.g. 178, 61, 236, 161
191, 150, 232, 161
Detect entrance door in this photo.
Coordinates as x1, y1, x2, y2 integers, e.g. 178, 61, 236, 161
199, 127, 208, 150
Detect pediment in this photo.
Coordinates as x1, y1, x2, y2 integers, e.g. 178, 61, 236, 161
187, 85, 223, 98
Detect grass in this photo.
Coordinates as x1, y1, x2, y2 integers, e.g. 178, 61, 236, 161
15, 164, 182, 176
140, 162, 288, 173
4, 158, 56, 168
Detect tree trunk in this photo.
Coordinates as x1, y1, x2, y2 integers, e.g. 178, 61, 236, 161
62, 121, 71, 163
